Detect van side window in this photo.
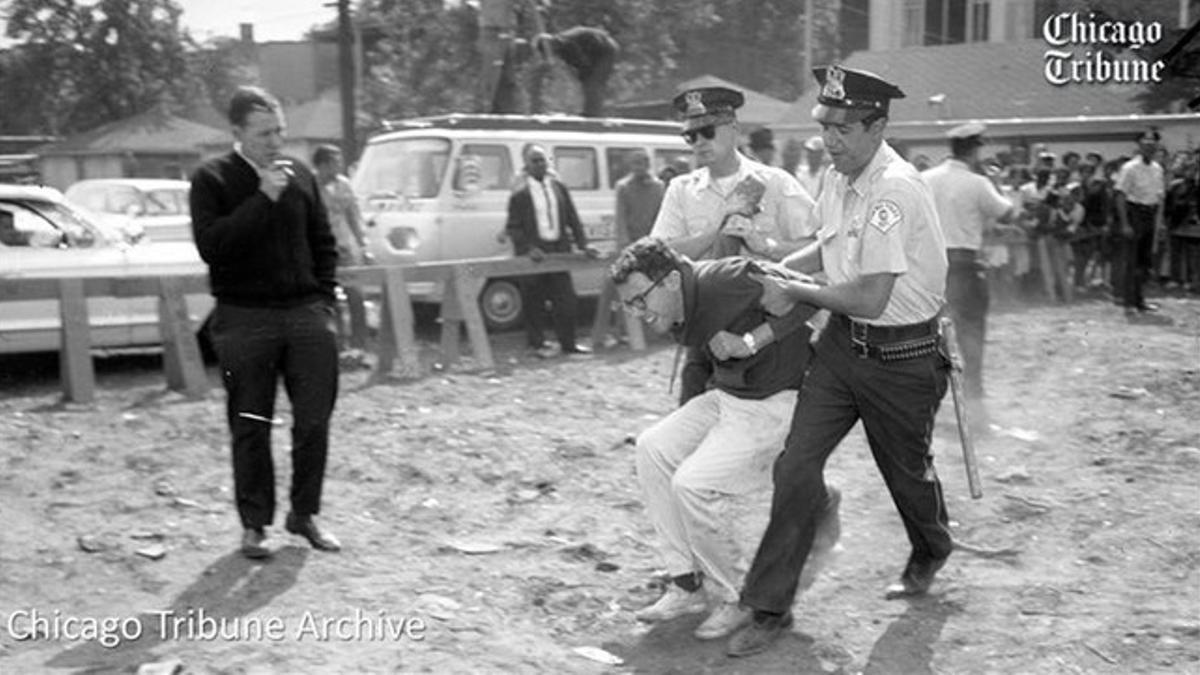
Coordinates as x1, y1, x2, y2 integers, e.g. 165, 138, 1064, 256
552, 146, 598, 191
354, 137, 451, 199
655, 149, 692, 176
606, 147, 644, 188
456, 144, 513, 191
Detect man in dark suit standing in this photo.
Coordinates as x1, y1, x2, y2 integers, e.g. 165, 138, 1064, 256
506, 144, 597, 356
190, 86, 342, 559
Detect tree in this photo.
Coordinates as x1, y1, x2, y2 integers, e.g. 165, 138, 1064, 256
1, 0, 203, 134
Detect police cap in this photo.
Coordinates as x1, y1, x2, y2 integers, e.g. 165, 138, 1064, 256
946, 121, 986, 149
672, 86, 745, 131
811, 64, 905, 124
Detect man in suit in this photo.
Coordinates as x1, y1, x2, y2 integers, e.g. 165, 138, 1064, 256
190, 86, 342, 559
505, 144, 598, 356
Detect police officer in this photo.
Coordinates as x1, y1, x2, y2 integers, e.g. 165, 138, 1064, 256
922, 122, 1013, 412
728, 65, 953, 657
650, 86, 816, 404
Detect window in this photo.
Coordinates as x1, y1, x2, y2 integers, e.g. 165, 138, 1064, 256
969, 0, 990, 42
144, 189, 187, 216
454, 144, 513, 191
0, 200, 95, 248
352, 137, 452, 199
923, 0, 966, 45
902, 0, 924, 47
551, 146, 598, 190
606, 147, 644, 188
654, 149, 692, 176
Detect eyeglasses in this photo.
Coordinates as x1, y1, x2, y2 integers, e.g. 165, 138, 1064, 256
681, 124, 720, 145
614, 274, 668, 314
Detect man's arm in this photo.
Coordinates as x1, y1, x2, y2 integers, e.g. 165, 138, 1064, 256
304, 169, 339, 299
504, 191, 532, 254
558, 182, 590, 251
759, 271, 897, 320
190, 166, 276, 265
614, 182, 631, 247
779, 238, 824, 275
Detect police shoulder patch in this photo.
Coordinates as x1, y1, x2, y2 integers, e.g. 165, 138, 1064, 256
868, 199, 902, 234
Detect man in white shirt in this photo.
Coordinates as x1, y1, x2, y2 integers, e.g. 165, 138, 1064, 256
650, 85, 817, 403
921, 123, 1013, 408
795, 135, 827, 200
1114, 129, 1166, 313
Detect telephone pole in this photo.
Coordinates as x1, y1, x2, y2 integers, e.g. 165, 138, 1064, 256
337, 0, 357, 160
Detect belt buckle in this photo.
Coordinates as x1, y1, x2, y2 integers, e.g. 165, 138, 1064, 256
849, 320, 870, 358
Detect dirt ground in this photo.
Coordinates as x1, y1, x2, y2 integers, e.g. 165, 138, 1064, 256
1, 291, 1198, 675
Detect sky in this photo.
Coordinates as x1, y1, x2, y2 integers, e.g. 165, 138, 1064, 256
173, 0, 335, 43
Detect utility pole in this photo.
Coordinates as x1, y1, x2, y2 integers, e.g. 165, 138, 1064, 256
803, 0, 814, 92
337, 0, 357, 160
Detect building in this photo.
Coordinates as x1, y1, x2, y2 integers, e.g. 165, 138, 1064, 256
776, 0, 1200, 163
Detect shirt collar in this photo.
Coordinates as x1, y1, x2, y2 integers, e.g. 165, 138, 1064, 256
694, 152, 753, 193
844, 141, 894, 197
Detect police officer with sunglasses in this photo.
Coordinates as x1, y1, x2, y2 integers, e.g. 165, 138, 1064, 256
650, 85, 818, 405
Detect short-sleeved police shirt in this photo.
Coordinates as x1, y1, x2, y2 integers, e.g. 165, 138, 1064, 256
650, 153, 816, 259
921, 158, 1012, 251
815, 142, 947, 325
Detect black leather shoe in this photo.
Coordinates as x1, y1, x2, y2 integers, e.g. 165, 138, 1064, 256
1136, 301, 1160, 313
241, 528, 272, 559
885, 553, 948, 599
562, 344, 592, 355
726, 611, 793, 657
285, 513, 341, 552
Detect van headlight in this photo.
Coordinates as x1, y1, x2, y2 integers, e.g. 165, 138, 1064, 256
387, 227, 420, 251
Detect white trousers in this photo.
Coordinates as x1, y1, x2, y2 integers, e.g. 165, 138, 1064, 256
636, 388, 798, 602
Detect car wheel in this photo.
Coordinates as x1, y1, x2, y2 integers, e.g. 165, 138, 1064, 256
479, 279, 523, 331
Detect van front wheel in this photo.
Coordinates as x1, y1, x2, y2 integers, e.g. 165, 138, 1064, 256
479, 279, 523, 331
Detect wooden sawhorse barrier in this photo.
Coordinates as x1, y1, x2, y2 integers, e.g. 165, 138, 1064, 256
341, 253, 646, 376
0, 274, 210, 403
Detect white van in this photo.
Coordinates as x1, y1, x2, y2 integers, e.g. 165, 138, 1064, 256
350, 114, 690, 330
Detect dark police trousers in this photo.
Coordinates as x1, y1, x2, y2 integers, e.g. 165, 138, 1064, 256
740, 315, 953, 614
210, 300, 339, 529
945, 248, 989, 400
1120, 202, 1157, 309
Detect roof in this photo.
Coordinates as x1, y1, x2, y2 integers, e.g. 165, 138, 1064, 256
776, 40, 1157, 127
37, 109, 228, 156
65, 178, 190, 190
379, 114, 681, 136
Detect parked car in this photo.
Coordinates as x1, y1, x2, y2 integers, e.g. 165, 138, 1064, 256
65, 178, 193, 244
0, 184, 212, 355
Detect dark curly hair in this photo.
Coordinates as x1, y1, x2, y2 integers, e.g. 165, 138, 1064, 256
609, 236, 683, 285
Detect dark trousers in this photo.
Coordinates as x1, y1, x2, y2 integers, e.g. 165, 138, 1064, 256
678, 345, 713, 406
209, 301, 340, 529
518, 271, 579, 349
740, 317, 952, 614
945, 250, 989, 400
1120, 203, 1157, 308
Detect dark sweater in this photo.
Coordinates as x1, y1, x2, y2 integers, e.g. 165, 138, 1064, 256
190, 151, 338, 307
673, 257, 816, 399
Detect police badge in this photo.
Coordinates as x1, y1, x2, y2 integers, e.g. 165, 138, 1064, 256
684, 91, 706, 117
823, 65, 846, 102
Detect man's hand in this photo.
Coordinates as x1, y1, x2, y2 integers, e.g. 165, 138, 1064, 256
529, 246, 546, 262
581, 245, 601, 259
258, 161, 292, 202
708, 330, 754, 361
751, 272, 798, 316
723, 215, 779, 259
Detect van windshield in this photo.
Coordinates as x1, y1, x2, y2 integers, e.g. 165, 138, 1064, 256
353, 137, 451, 199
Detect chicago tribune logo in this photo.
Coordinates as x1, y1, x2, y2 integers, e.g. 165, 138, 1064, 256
1042, 12, 1166, 85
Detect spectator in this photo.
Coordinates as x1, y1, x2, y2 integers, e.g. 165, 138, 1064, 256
312, 144, 370, 353
505, 144, 598, 356
1114, 130, 1166, 314
190, 86, 342, 558
745, 127, 776, 166
795, 135, 826, 200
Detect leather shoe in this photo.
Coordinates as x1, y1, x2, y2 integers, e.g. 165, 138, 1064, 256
1136, 301, 1160, 313
241, 528, 272, 559
885, 553, 948, 599
562, 344, 592, 355
285, 513, 341, 552
726, 611, 793, 657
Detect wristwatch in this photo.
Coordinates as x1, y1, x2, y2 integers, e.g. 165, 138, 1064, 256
742, 332, 758, 355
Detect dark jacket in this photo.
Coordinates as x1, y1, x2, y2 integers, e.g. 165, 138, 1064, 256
190, 151, 338, 307
505, 178, 588, 255
673, 257, 815, 399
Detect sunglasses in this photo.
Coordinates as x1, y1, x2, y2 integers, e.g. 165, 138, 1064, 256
614, 274, 669, 314
682, 124, 721, 144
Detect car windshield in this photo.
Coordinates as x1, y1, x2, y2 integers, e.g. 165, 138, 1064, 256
352, 137, 451, 200
0, 198, 99, 248
143, 189, 187, 216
